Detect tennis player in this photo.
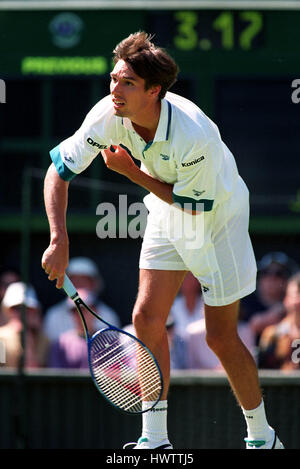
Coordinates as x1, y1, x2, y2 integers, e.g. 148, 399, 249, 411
42, 32, 284, 450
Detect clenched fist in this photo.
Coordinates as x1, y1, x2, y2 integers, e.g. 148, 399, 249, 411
101, 144, 137, 178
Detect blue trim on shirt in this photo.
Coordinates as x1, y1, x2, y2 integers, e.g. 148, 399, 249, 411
173, 193, 214, 212
50, 145, 77, 182
166, 101, 172, 140
142, 140, 153, 159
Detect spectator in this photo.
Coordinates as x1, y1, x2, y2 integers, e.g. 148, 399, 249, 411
0, 268, 21, 326
48, 288, 96, 369
240, 252, 298, 343
258, 272, 300, 370
170, 272, 204, 338
165, 313, 189, 370
0, 282, 48, 368
43, 257, 120, 341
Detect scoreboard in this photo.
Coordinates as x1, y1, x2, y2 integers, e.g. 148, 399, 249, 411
0, 4, 299, 231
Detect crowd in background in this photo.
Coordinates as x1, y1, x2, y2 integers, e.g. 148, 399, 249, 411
0, 251, 299, 372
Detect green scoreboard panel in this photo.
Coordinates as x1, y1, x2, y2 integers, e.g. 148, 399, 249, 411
0, 7, 299, 231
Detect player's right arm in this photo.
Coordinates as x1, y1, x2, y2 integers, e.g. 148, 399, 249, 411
41, 99, 110, 287
41, 163, 70, 289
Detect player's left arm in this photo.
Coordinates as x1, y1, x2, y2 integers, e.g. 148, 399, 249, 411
102, 145, 206, 215
102, 142, 219, 215
102, 144, 175, 207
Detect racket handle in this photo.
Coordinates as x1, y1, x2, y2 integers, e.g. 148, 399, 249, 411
63, 274, 78, 299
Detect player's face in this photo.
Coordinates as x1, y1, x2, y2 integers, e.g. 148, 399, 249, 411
110, 60, 157, 120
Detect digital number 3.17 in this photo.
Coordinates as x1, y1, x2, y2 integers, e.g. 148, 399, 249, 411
173, 10, 264, 51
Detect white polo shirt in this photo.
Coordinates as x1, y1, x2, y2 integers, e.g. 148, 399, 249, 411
50, 91, 246, 213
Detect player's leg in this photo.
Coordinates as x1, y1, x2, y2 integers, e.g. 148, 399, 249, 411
205, 300, 284, 449
174, 188, 284, 448
123, 200, 190, 449
205, 300, 261, 410
124, 268, 187, 450
132, 268, 187, 399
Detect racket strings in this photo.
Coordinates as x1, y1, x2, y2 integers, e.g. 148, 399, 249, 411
92, 337, 158, 387
93, 348, 161, 402
99, 370, 161, 412
94, 365, 160, 410
92, 336, 136, 367
92, 360, 157, 412
92, 338, 160, 395
89, 330, 162, 413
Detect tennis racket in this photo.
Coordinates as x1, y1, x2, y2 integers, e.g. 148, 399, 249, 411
62, 274, 163, 414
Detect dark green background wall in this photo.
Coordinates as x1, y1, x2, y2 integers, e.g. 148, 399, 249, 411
0, 370, 299, 449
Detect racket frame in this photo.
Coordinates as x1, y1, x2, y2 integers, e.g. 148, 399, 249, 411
64, 277, 163, 415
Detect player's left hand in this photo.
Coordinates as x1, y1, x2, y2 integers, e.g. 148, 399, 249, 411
101, 144, 137, 178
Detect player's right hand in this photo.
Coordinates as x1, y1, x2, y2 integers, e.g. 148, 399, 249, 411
41, 241, 69, 289
101, 144, 137, 178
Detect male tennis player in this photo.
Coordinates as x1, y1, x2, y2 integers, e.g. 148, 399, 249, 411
42, 32, 284, 450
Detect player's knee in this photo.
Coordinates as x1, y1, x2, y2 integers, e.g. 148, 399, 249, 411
206, 329, 238, 356
132, 304, 164, 336
205, 330, 218, 354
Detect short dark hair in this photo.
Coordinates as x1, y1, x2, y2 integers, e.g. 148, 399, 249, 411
113, 31, 179, 100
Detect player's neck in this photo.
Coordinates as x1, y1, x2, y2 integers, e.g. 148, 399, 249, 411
131, 100, 161, 143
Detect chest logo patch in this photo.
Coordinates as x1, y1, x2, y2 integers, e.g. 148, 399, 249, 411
192, 189, 206, 197
182, 156, 205, 167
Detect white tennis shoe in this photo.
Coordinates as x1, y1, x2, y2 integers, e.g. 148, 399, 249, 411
123, 437, 173, 449
245, 431, 284, 449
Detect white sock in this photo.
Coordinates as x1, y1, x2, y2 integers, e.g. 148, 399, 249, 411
242, 400, 273, 442
141, 400, 169, 443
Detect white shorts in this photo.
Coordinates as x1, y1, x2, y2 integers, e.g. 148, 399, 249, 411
139, 187, 257, 307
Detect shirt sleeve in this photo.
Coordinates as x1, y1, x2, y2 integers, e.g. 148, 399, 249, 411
49, 127, 107, 182
172, 140, 221, 212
